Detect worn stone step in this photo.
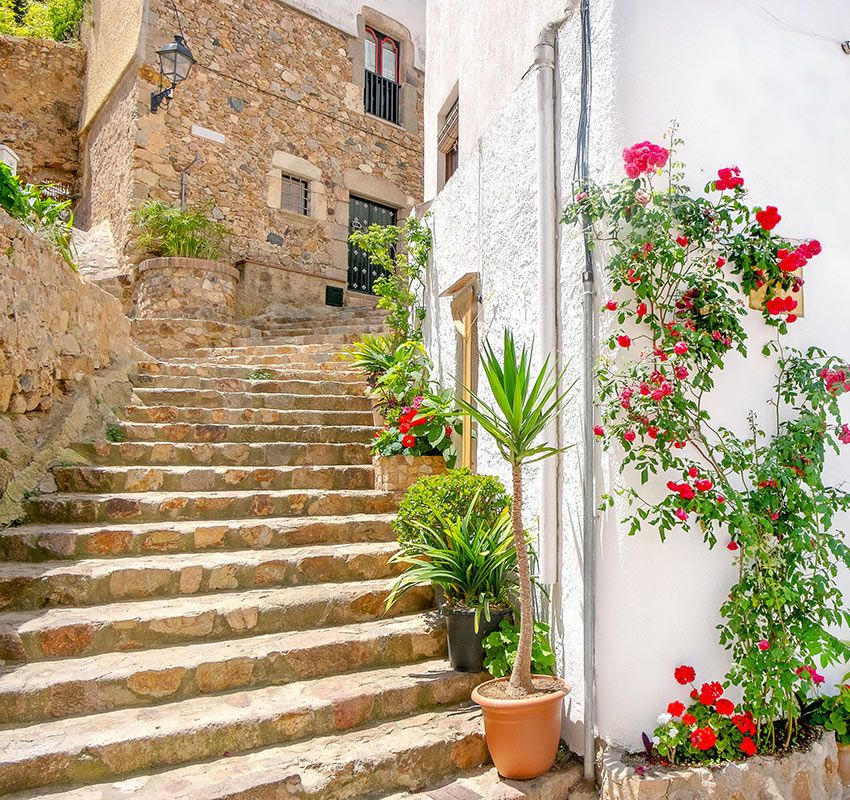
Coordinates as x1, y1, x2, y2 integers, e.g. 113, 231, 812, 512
251, 319, 386, 333
189, 342, 348, 358
120, 405, 374, 427
0, 661, 483, 796
0, 578, 432, 660
131, 373, 368, 396
381, 764, 591, 800
132, 386, 372, 411
54, 464, 374, 494
169, 350, 350, 366
6, 707, 486, 800
27, 489, 396, 524
0, 513, 396, 562
116, 421, 375, 445
0, 615, 444, 724
71, 440, 371, 467
236, 332, 367, 346
0, 541, 400, 609
135, 361, 360, 380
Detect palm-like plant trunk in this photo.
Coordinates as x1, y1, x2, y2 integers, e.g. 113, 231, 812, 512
507, 465, 536, 697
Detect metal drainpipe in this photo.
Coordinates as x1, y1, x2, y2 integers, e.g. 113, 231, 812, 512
533, 25, 559, 589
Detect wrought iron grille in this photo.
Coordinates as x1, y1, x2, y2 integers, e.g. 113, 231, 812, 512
364, 70, 400, 125
280, 174, 309, 216
348, 196, 397, 294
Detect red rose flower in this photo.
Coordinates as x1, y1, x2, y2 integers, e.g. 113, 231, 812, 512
688, 466, 699, 478
715, 698, 735, 716
667, 701, 686, 717
695, 479, 713, 492
690, 726, 717, 751
636, 302, 648, 318
673, 341, 688, 355
676, 235, 689, 248
716, 257, 726, 268
401, 434, 416, 448
727, 540, 739, 551
674, 665, 696, 685
740, 737, 757, 757
593, 425, 605, 437
606, 300, 618, 311
623, 430, 636, 443
617, 334, 631, 348
755, 205, 781, 231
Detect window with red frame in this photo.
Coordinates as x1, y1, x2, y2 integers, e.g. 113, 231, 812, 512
364, 26, 400, 124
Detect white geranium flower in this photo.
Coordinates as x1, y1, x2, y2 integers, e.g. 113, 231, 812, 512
652, 735, 661, 745
657, 712, 672, 725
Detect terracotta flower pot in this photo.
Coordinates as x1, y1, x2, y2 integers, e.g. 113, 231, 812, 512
472, 676, 568, 779
838, 742, 850, 786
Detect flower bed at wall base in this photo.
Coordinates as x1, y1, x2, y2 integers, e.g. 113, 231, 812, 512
563, 128, 850, 758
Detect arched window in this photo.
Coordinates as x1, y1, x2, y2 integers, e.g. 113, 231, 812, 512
363, 26, 401, 123
380, 37, 398, 82
364, 27, 378, 74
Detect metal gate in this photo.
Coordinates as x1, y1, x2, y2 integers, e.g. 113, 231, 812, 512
347, 196, 397, 294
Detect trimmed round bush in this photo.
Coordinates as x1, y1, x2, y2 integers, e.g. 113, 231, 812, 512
393, 468, 510, 549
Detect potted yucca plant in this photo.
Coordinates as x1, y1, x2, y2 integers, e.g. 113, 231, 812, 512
456, 329, 572, 780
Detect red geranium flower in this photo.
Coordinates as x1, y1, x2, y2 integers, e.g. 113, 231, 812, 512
401, 434, 416, 448
699, 682, 723, 705
740, 737, 757, 757
690, 726, 717, 751
667, 701, 685, 717
674, 665, 696, 685
715, 698, 735, 716
682, 713, 697, 725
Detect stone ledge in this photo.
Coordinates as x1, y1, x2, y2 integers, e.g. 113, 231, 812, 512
135, 257, 241, 280
600, 730, 841, 800
373, 455, 448, 494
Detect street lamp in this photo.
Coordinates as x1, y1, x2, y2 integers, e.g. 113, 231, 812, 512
151, 34, 195, 113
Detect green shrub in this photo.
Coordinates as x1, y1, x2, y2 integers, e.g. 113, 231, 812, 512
482, 619, 556, 679
393, 468, 509, 549
246, 369, 274, 381
812, 685, 850, 745
133, 199, 230, 260
105, 424, 125, 443
0, 0, 85, 41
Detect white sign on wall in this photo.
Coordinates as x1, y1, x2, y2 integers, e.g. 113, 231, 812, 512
191, 125, 226, 145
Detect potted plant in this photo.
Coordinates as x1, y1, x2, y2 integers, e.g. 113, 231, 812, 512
482, 619, 556, 680
812, 684, 850, 785
455, 329, 572, 779
386, 493, 517, 672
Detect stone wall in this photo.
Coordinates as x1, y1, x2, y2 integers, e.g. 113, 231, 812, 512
84, 0, 424, 315
132, 257, 239, 321
0, 36, 86, 188
0, 211, 130, 415
373, 456, 448, 494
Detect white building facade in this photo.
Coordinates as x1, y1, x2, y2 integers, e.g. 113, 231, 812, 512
422, 0, 850, 757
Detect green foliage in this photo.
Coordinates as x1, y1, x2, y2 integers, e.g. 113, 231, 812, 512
0, 163, 76, 267
0, 0, 85, 40
456, 330, 573, 468
393, 468, 509, 550
105, 424, 125, 443
571, 128, 850, 751
246, 369, 274, 381
342, 333, 396, 386
133, 200, 230, 260
482, 619, 555, 679
386, 494, 518, 631
348, 215, 430, 345
812, 685, 850, 745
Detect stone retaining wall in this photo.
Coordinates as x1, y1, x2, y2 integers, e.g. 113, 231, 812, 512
0, 211, 130, 415
600, 730, 841, 800
132, 257, 239, 321
373, 455, 448, 494
0, 36, 85, 188
131, 318, 256, 358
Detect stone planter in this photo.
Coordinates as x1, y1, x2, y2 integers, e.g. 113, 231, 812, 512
600, 730, 841, 800
132, 257, 239, 322
838, 742, 850, 786
372, 455, 448, 494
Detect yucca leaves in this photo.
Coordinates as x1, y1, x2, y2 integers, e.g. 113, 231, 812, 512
455, 330, 573, 466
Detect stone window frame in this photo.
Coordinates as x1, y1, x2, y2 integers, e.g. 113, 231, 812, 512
349, 7, 419, 135
266, 151, 326, 222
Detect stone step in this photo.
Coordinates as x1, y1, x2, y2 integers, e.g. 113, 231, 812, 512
121, 405, 374, 426
135, 361, 359, 380
189, 343, 349, 358
0, 578, 432, 659
236, 332, 365, 346
116, 421, 375, 444
131, 386, 373, 411
252, 321, 386, 337
26, 489, 396, 524
169, 350, 351, 366
0, 513, 396, 562
0, 661, 483, 796
4, 706, 485, 800
54, 464, 375, 494
131, 373, 368, 396
0, 541, 400, 609
380, 763, 589, 800
71, 440, 371, 467
0, 615, 444, 724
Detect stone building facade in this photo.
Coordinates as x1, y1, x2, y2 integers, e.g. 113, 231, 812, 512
76, 0, 425, 316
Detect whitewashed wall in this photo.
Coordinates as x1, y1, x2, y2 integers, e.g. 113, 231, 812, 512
424, 0, 850, 754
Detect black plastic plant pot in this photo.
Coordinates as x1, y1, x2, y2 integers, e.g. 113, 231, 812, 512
445, 607, 512, 672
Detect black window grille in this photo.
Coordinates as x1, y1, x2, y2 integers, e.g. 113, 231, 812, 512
280, 174, 309, 216
364, 27, 400, 125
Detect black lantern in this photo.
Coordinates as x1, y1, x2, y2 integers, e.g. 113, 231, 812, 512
151, 34, 195, 113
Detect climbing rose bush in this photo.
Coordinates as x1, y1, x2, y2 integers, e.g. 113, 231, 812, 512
564, 129, 850, 753
650, 666, 757, 765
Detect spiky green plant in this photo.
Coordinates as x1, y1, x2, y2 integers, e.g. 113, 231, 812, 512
133, 200, 230, 260
455, 330, 572, 697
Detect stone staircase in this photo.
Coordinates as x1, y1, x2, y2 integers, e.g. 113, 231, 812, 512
0, 306, 500, 798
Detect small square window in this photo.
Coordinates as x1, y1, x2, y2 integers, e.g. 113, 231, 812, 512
281, 174, 309, 216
